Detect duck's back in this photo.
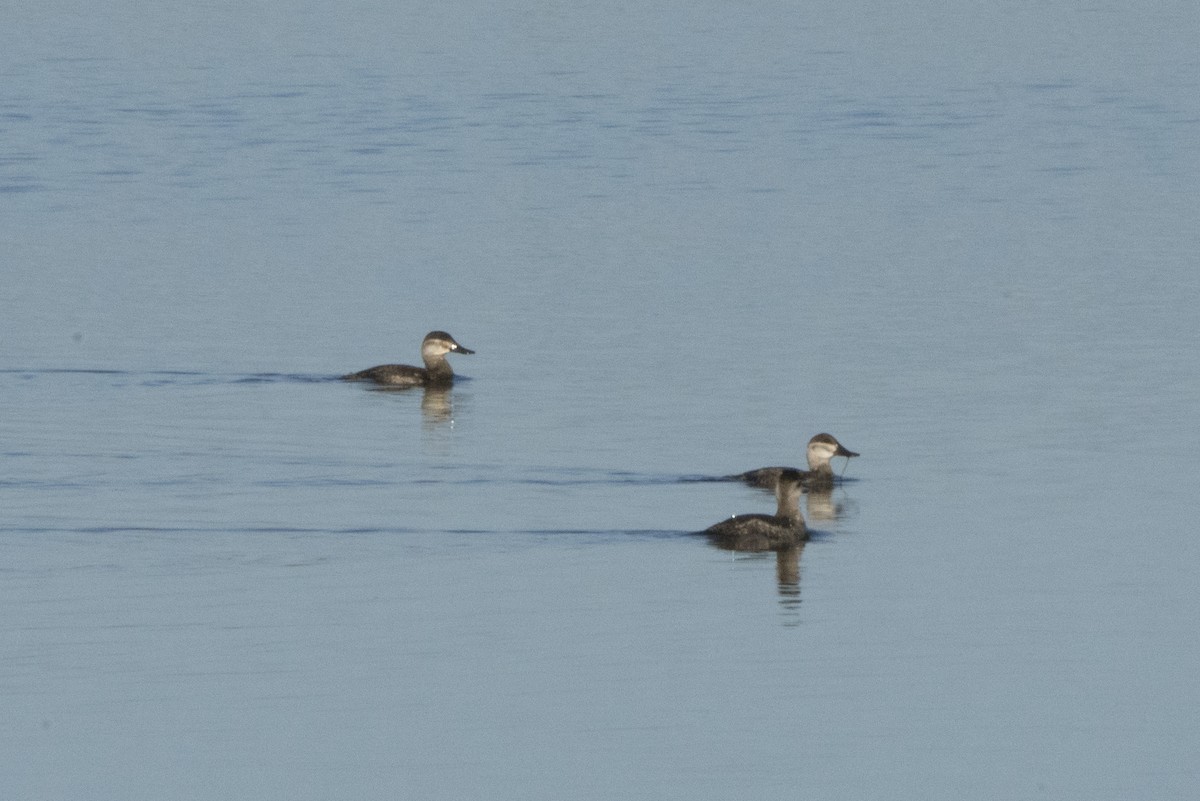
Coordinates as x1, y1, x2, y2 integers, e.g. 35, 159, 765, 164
341, 364, 429, 386
735, 466, 839, 491
735, 467, 788, 490
705, 513, 806, 551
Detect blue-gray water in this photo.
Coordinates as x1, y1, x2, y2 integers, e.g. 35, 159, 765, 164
3, 2, 1199, 799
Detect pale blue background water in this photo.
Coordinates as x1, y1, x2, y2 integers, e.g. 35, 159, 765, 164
3, 2, 1199, 799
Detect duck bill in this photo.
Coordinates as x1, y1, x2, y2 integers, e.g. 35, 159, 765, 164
835, 444, 859, 458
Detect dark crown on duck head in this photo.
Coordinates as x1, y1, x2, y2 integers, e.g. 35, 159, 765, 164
809, 432, 858, 458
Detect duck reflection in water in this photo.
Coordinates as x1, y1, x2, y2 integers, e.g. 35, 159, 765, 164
802, 485, 844, 523
420, 385, 454, 425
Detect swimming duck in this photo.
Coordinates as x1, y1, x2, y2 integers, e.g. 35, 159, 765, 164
342, 330, 473, 388
733, 433, 858, 490
704, 468, 807, 551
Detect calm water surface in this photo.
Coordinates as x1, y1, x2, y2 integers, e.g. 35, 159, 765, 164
3, 2, 1199, 799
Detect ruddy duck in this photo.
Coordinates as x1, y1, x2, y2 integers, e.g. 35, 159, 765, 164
734, 433, 858, 490
704, 468, 807, 551
342, 330, 473, 388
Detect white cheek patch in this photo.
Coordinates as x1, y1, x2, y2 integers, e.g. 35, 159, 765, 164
810, 444, 836, 461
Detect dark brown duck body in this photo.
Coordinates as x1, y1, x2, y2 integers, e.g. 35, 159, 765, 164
704, 468, 808, 551
342, 330, 473, 388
